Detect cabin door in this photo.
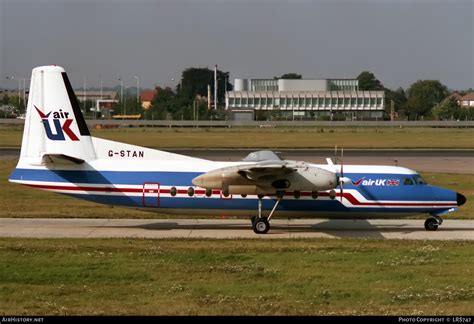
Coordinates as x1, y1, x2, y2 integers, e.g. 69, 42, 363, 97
142, 182, 160, 207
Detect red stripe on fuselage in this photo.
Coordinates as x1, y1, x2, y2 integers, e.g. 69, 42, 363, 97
22, 183, 456, 207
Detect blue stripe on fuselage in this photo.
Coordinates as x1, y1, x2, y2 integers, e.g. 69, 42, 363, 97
9, 168, 456, 204
66, 193, 434, 215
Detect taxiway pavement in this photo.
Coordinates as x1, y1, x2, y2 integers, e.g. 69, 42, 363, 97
1, 218, 472, 240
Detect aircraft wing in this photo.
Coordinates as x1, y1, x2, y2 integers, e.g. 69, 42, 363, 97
237, 161, 295, 180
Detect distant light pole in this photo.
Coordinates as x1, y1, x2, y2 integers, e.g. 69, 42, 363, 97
98, 75, 103, 120
133, 75, 140, 113
118, 78, 123, 115
22, 78, 29, 111
83, 76, 87, 115
214, 65, 218, 109
100, 75, 103, 100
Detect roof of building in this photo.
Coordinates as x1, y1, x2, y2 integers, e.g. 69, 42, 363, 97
140, 90, 156, 102
447, 92, 463, 100
460, 92, 474, 101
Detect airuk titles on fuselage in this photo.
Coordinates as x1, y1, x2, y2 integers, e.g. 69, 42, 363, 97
353, 178, 400, 186
51, 109, 71, 119
362, 179, 387, 186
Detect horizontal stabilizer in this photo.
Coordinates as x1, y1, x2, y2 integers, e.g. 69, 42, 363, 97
42, 153, 85, 165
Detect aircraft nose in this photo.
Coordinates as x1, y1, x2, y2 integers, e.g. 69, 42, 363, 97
457, 193, 467, 206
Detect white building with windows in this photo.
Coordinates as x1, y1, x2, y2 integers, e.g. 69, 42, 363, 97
226, 78, 385, 120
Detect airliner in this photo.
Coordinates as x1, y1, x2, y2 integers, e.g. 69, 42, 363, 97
8, 66, 467, 234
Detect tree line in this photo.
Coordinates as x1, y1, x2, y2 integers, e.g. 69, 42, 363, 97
2, 68, 473, 120
357, 71, 473, 120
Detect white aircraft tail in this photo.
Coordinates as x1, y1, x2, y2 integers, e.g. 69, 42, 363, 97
20, 66, 96, 164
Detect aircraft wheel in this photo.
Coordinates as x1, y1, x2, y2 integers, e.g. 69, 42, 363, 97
253, 218, 270, 234
424, 218, 439, 231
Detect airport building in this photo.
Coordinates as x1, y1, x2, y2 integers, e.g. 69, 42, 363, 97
74, 90, 118, 102
226, 78, 385, 120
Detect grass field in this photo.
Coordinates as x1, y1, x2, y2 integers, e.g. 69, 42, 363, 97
1, 126, 473, 148
1, 159, 473, 219
0, 238, 472, 315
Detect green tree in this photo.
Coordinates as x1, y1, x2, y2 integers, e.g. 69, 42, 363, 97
356, 71, 384, 90
150, 87, 176, 120
76, 98, 94, 116
179, 67, 232, 106
8, 95, 20, 111
406, 80, 449, 120
2, 93, 9, 105
384, 87, 407, 116
432, 97, 463, 120
460, 107, 474, 120
455, 88, 474, 96
274, 73, 302, 80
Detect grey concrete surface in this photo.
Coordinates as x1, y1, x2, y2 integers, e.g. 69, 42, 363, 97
1, 218, 473, 240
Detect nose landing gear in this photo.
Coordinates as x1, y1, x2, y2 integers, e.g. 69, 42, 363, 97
424, 216, 443, 231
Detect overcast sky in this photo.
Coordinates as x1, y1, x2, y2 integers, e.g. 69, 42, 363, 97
0, 0, 472, 91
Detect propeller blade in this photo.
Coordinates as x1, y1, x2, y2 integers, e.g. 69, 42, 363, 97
340, 147, 344, 202
341, 147, 344, 177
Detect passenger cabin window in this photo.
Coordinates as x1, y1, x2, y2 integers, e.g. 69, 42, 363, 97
170, 187, 177, 196
403, 178, 414, 185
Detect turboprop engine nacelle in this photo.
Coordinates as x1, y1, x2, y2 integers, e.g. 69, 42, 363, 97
192, 167, 260, 193
290, 166, 338, 191
192, 163, 338, 195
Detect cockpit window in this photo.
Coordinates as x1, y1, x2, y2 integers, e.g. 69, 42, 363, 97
403, 178, 414, 185
414, 175, 426, 185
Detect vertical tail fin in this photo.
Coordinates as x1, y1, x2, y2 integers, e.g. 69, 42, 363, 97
20, 65, 96, 164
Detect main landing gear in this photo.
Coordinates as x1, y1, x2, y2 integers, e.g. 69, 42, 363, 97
424, 216, 443, 231
251, 193, 283, 234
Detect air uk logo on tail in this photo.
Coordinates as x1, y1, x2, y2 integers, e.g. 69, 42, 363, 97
35, 106, 79, 141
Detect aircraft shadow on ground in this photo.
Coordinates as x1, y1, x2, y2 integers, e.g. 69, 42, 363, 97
96, 218, 468, 239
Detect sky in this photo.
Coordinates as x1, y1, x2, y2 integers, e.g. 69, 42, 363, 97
0, 0, 473, 91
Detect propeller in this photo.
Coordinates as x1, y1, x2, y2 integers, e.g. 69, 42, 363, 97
339, 147, 344, 202
335, 146, 352, 202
